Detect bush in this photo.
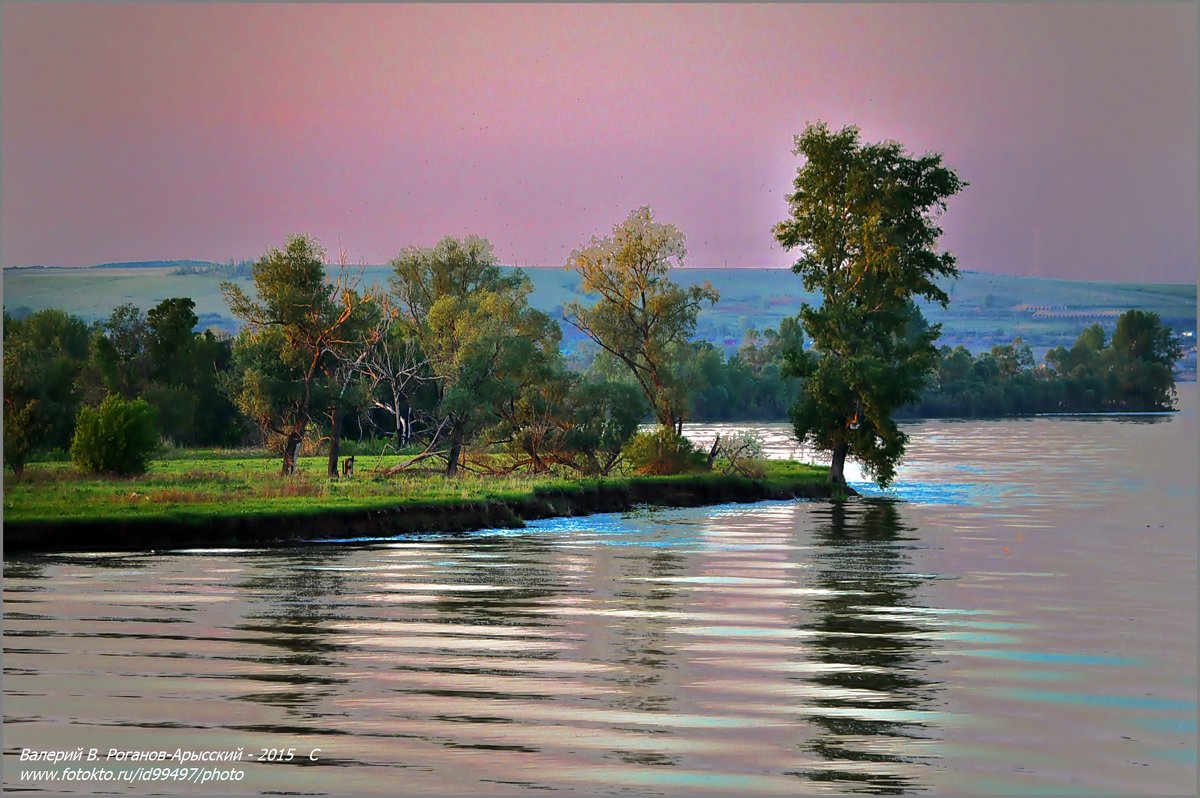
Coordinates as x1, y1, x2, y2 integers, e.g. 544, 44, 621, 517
70, 395, 159, 475
715, 431, 766, 478
622, 427, 708, 475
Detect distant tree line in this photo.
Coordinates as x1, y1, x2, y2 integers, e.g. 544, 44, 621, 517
599, 318, 806, 424
170, 259, 255, 278
903, 311, 1183, 418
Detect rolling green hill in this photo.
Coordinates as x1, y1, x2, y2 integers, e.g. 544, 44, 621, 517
4, 263, 1195, 375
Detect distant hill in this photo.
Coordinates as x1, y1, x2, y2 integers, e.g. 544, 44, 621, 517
3, 259, 222, 271
92, 259, 222, 270
4, 262, 1195, 377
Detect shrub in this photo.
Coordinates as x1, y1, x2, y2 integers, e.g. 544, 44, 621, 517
715, 431, 767, 478
70, 395, 159, 475
563, 377, 647, 476
622, 427, 707, 475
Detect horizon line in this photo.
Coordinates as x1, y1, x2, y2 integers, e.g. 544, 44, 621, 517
3, 261, 1197, 288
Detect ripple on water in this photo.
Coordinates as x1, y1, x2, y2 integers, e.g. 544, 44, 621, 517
5, 398, 1197, 795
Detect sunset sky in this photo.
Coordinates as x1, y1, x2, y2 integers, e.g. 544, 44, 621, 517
2, 3, 1196, 282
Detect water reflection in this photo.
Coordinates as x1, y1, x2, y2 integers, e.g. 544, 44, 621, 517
793, 500, 936, 793
426, 535, 569, 628
3, 388, 1195, 794
230, 551, 354, 722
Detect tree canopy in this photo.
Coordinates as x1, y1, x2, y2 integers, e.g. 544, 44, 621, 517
221, 234, 367, 474
775, 122, 965, 486
564, 206, 718, 430
3, 309, 91, 473
1044, 311, 1183, 411
389, 236, 559, 475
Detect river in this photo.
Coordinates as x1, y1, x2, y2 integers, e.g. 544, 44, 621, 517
4, 385, 1195, 794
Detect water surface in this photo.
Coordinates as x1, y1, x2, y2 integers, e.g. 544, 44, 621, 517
4, 387, 1195, 794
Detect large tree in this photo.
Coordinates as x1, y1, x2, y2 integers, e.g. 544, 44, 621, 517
1108, 309, 1183, 409
221, 235, 364, 475
91, 302, 150, 400
389, 236, 558, 475
774, 122, 965, 486
141, 297, 240, 447
564, 206, 718, 431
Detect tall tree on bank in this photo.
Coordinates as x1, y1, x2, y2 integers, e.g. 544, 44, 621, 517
774, 122, 965, 486
221, 235, 362, 475
389, 236, 557, 476
564, 206, 719, 431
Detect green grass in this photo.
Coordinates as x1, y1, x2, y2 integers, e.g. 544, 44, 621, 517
2, 450, 828, 525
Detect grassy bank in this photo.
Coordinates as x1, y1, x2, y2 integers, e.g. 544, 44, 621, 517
3, 451, 837, 553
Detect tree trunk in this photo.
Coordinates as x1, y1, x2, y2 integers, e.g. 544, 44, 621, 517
525, 442, 548, 473
706, 435, 721, 469
393, 399, 406, 449
829, 441, 848, 485
327, 403, 343, 478
445, 423, 464, 477
281, 429, 303, 476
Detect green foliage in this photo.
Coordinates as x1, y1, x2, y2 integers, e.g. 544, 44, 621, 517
562, 376, 647, 474
90, 302, 150, 400
564, 206, 719, 429
221, 235, 370, 472
82, 298, 240, 446
622, 427, 708, 476
146, 297, 199, 383
224, 326, 309, 435
221, 235, 334, 341
3, 309, 93, 464
914, 310, 1185, 416
1109, 310, 1183, 409
70, 394, 160, 475
390, 236, 560, 475
674, 321, 806, 422
4, 399, 41, 475
775, 122, 965, 486
390, 236, 528, 322
489, 363, 647, 476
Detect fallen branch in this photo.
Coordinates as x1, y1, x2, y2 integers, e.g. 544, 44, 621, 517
381, 448, 448, 475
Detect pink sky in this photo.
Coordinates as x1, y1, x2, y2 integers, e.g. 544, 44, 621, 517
2, 3, 1196, 282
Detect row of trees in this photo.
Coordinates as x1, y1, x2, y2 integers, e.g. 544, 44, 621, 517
3, 300, 240, 474
217, 207, 726, 478
677, 319, 806, 422
1, 210, 726, 479
907, 312, 1183, 418
4, 122, 1184, 487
